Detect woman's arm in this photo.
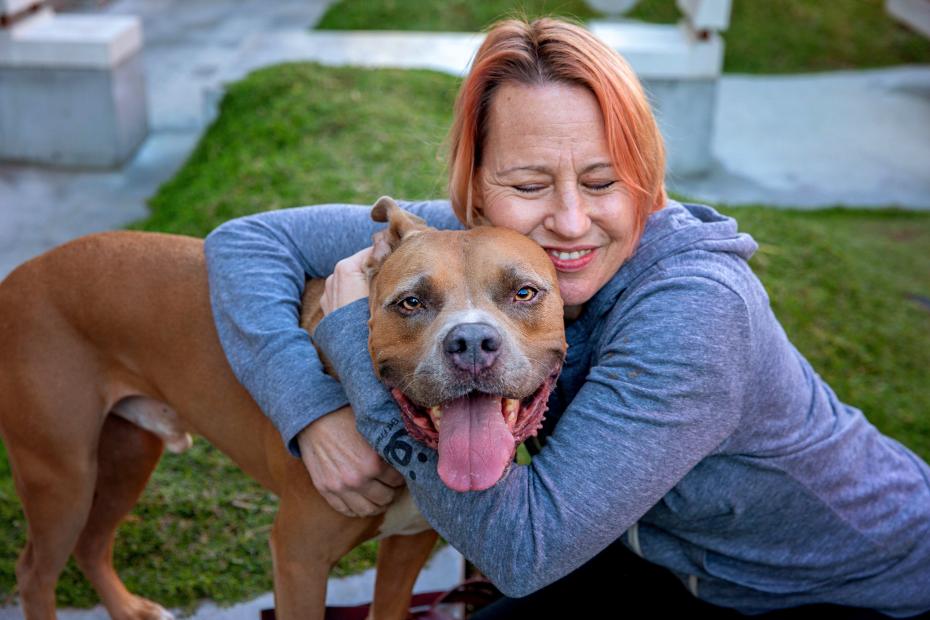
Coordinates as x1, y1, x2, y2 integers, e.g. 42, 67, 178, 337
204, 200, 461, 454
313, 275, 752, 597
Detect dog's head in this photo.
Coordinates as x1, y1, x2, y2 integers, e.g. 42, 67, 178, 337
364, 197, 566, 492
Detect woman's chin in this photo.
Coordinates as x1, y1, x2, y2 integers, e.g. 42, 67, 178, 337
556, 279, 598, 310
558, 291, 597, 317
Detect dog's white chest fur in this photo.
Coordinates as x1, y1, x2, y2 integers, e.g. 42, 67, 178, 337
376, 487, 431, 539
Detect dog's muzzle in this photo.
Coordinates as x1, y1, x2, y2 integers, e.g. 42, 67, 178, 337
390, 362, 561, 492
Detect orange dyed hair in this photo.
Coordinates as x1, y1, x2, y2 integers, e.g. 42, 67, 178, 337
448, 17, 666, 231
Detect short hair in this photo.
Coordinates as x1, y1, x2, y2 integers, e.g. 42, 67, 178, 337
447, 17, 667, 232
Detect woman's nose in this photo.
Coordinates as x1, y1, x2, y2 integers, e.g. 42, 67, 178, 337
545, 186, 591, 239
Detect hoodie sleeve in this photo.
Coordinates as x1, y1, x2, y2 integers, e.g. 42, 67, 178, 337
313, 274, 752, 597
204, 200, 460, 455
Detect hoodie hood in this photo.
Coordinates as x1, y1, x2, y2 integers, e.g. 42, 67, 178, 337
577, 201, 758, 326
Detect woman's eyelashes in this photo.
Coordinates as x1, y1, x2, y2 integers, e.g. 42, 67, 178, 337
510, 180, 617, 194
586, 180, 616, 191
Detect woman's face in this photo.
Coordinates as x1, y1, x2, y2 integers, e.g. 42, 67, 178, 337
475, 81, 639, 318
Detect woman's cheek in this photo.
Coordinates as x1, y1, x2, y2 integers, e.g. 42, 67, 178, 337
483, 195, 540, 234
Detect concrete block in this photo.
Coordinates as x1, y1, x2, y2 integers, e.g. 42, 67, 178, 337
0, 13, 143, 69
0, 12, 147, 167
584, 0, 639, 17
0, 52, 148, 167
676, 0, 732, 31
588, 20, 723, 175
886, 0, 930, 39
1, 0, 40, 19
642, 77, 717, 177
588, 20, 724, 79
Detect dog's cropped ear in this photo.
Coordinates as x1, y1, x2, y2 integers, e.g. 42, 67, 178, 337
365, 196, 429, 278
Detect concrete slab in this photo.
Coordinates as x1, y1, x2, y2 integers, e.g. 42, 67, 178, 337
887, 0, 930, 39
589, 20, 723, 79
228, 21, 723, 82
668, 66, 930, 209
0, 130, 198, 277
226, 30, 481, 80
0, 12, 142, 69
0, 545, 466, 620
1, 0, 40, 17
0, 53, 149, 167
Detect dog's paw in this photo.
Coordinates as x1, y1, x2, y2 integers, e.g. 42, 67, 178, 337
114, 595, 175, 620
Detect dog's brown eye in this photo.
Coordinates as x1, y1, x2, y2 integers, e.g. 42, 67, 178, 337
514, 287, 538, 302
399, 296, 422, 312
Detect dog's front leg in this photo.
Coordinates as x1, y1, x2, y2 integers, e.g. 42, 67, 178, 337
269, 456, 381, 620
371, 529, 439, 620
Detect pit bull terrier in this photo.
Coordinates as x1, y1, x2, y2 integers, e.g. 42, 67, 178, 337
0, 197, 566, 620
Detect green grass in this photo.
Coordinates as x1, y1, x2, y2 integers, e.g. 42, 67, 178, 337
316, 0, 930, 73
317, 0, 601, 32
1, 62, 929, 610
139, 64, 457, 237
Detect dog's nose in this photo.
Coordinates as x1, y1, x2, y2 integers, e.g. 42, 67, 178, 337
443, 322, 502, 374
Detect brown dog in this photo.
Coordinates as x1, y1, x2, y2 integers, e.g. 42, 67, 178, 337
0, 197, 566, 620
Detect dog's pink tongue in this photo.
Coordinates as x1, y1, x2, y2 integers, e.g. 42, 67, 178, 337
437, 393, 514, 492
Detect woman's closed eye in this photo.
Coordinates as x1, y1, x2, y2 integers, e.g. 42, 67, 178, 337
512, 181, 616, 193
513, 184, 546, 194
585, 180, 616, 191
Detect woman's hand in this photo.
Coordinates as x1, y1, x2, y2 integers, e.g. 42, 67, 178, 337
309, 246, 404, 517
297, 407, 405, 517
321, 246, 373, 315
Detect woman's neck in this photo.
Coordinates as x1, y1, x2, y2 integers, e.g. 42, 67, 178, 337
564, 304, 583, 321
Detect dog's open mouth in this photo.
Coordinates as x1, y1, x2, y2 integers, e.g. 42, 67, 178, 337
390, 365, 560, 492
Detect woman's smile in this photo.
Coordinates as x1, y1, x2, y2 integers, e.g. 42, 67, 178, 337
543, 246, 599, 272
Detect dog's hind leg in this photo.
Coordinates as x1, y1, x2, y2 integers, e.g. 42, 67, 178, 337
4, 395, 100, 620
372, 529, 440, 620
73, 414, 172, 620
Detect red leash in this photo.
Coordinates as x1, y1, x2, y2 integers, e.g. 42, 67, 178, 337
259, 579, 501, 620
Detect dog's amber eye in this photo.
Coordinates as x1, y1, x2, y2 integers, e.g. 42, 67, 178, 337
399, 296, 422, 312
514, 287, 538, 302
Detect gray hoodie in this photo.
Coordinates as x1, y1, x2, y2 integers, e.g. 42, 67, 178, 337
204, 200, 930, 616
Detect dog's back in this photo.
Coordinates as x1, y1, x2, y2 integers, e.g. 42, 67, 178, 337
0, 231, 286, 488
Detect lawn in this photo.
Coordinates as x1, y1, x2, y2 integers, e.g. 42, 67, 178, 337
1, 62, 928, 609
316, 0, 930, 73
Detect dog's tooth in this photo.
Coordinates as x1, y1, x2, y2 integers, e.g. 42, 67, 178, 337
413, 415, 432, 429
503, 398, 520, 427
428, 405, 442, 431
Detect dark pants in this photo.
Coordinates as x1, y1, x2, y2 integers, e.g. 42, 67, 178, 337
470, 539, 924, 619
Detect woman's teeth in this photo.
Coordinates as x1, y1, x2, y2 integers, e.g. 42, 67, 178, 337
549, 248, 593, 260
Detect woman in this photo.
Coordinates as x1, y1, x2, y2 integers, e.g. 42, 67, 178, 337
204, 18, 930, 618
